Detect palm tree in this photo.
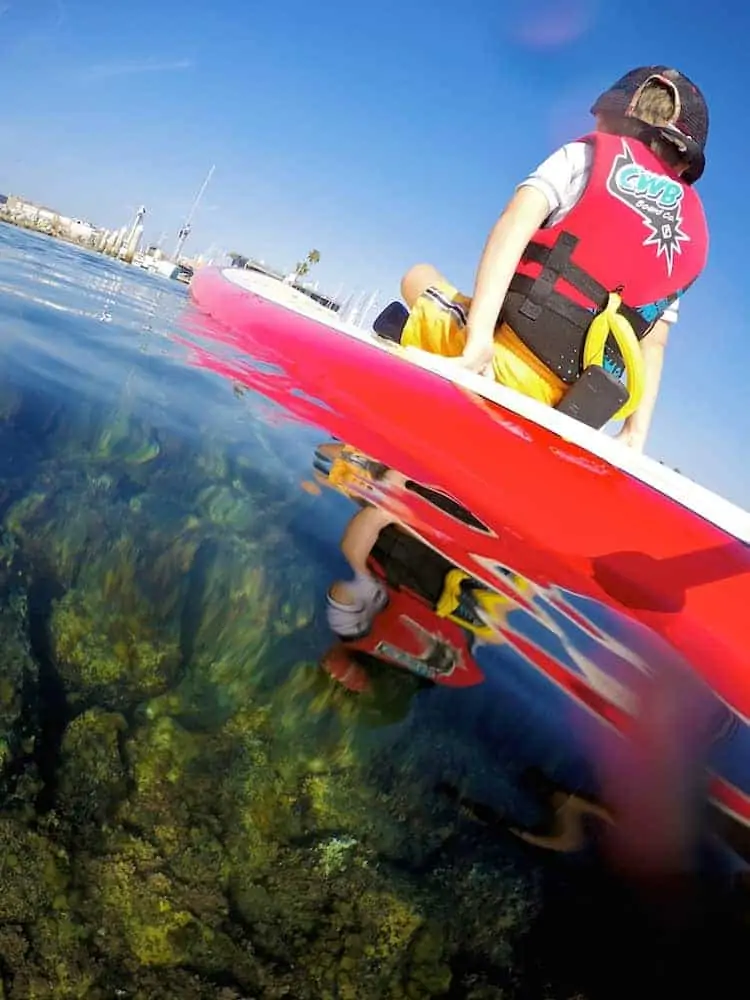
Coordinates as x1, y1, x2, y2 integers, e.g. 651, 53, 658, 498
294, 249, 321, 281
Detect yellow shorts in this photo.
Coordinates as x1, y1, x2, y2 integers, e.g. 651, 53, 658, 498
400, 281, 566, 407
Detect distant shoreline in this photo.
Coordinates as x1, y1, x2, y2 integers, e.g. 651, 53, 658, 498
222, 268, 347, 323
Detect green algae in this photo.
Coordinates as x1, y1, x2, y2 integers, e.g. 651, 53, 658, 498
57, 708, 128, 827
51, 586, 181, 709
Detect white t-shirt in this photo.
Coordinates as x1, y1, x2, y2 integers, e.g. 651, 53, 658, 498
519, 141, 680, 325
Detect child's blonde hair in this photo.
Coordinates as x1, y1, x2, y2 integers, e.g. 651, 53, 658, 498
601, 71, 688, 171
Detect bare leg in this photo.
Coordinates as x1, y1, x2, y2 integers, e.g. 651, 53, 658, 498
330, 505, 396, 604
400, 263, 451, 308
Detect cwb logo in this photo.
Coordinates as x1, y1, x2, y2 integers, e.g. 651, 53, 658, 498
606, 140, 690, 276
616, 164, 682, 208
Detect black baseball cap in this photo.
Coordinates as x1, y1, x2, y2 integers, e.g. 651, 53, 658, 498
591, 66, 709, 183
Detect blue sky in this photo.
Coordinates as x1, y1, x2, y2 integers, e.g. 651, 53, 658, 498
0, 0, 748, 504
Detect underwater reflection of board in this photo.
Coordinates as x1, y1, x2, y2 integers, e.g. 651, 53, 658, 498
311, 450, 750, 841
188, 267, 750, 848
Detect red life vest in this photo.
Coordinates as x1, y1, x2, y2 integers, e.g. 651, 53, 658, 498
502, 130, 709, 384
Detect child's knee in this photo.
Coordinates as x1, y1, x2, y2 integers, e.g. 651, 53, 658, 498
400, 263, 445, 307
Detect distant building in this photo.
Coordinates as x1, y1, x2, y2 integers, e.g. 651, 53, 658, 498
0, 195, 98, 245
227, 254, 286, 281
69, 218, 96, 243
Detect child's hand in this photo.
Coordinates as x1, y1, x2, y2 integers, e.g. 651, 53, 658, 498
456, 336, 494, 377
613, 425, 646, 453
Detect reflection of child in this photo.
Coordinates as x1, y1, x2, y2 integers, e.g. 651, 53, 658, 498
439, 768, 614, 855
312, 441, 389, 497
314, 439, 526, 645
326, 504, 393, 639
392, 68, 710, 453
313, 442, 400, 640
508, 768, 614, 853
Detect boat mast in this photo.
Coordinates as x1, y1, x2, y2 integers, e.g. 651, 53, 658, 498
173, 165, 215, 261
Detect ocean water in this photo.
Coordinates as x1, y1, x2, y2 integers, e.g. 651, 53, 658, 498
0, 223, 550, 999
0, 223, 743, 1000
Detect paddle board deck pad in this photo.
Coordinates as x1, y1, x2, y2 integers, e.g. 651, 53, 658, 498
188, 265, 750, 863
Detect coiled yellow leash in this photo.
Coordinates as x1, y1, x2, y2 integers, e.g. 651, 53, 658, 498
582, 291, 645, 421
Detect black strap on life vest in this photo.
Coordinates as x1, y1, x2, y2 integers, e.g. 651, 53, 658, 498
503, 232, 655, 384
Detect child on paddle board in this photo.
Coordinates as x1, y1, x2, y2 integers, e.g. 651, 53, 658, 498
380, 67, 709, 453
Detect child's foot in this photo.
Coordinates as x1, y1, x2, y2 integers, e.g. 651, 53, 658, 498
326, 577, 389, 640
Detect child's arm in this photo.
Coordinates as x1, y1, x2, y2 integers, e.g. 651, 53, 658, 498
458, 186, 551, 372
614, 319, 669, 453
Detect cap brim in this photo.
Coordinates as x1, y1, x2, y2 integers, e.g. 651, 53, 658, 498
683, 152, 705, 184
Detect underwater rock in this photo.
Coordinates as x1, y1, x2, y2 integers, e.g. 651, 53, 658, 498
92, 410, 160, 466
0, 598, 30, 732
195, 483, 261, 535
119, 715, 230, 889
0, 531, 21, 594
228, 844, 459, 1000
3, 455, 201, 604
0, 422, 539, 998
40, 404, 163, 470
0, 925, 28, 977
50, 586, 181, 710
155, 531, 318, 729
21, 910, 102, 1000
0, 590, 38, 786
57, 708, 128, 827
0, 817, 67, 924
3, 479, 106, 590
80, 835, 259, 989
